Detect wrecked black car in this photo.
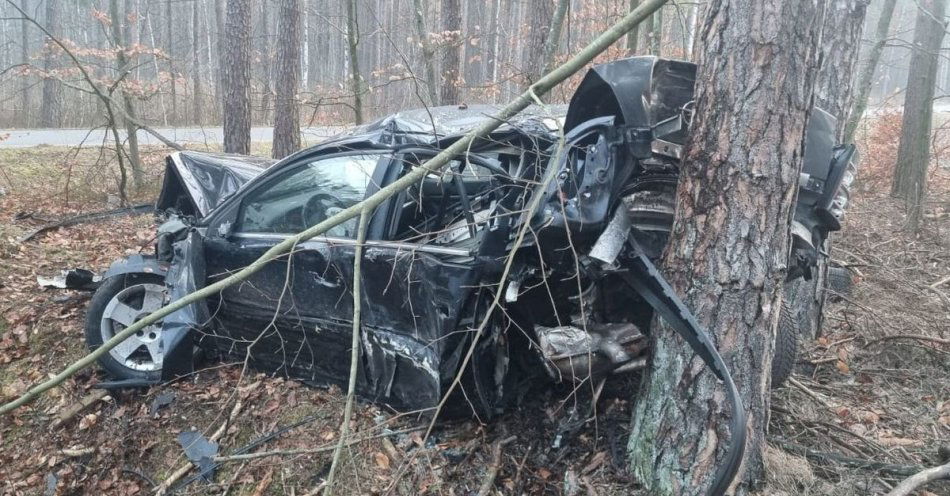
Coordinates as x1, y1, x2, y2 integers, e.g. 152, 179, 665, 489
83, 56, 856, 417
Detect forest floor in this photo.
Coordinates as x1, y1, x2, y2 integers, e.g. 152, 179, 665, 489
0, 137, 948, 495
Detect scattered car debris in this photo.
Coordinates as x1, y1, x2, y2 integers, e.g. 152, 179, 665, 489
37, 268, 100, 291
149, 391, 176, 417
177, 430, 219, 482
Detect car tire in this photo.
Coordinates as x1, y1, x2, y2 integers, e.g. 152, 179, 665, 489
84, 273, 167, 381
827, 266, 853, 298
770, 301, 800, 389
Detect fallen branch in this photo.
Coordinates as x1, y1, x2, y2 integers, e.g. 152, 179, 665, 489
50, 389, 109, 429
864, 334, 950, 347
477, 436, 517, 496
17, 204, 153, 243
777, 441, 926, 477
0, 0, 669, 418
885, 461, 950, 496
787, 377, 837, 410
929, 274, 950, 289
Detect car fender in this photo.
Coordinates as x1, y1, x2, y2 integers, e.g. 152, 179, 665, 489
101, 254, 169, 280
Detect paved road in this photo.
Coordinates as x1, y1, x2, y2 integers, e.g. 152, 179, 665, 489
0, 126, 344, 148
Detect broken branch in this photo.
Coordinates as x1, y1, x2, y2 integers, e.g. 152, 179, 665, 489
0, 0, 667, 416
477, 436, 517, 496
777, 442, 926, 477
885, 460, 950, 496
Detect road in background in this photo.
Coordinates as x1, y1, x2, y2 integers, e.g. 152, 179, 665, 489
0, 126, 344, 148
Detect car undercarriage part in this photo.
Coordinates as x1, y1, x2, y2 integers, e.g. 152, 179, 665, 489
535, 322, 647, 381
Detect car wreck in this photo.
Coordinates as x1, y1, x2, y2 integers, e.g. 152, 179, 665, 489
81, 56, 856, 420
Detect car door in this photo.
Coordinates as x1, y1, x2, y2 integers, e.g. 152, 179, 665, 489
201, 151, 391, 387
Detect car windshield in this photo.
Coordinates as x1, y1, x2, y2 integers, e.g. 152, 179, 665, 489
238, 154, 382, 236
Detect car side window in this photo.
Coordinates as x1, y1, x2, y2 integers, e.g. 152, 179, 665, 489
237, 154, 382, 237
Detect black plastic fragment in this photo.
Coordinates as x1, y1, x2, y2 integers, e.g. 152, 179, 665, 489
177, 430, 219, 482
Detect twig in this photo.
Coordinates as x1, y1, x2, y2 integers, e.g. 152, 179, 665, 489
18, 204, 153, 243
787, 377, 837, 409
325, 209, 370, 495
885, 460, 950, 496
864, 334, 950, 347
477, 436, 517, 496
154, 400, 243, 495
929, 274, 950, 288
777, 442, 926, 477
210, 427, 423, 463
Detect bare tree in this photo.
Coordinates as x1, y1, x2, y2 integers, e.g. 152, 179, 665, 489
844, 0, 898, 142
411, 0, 439, 106
539, 0, 570, 77
109, 0, 144, 189
193, 0, 203, 125
627, 0, 825, 493
345, 0, 364, 123
166, 0, 178, 124
440, 0, 462, 105
892, 0, 948, 231
18, 0, 30, 128
223, 0, 251, 154
39, 0, 62, 128
273, 0, 301, 159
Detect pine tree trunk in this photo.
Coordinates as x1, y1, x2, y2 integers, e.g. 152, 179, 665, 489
891, 0, 947, 232
273, 0, 301, 159
39, 0, 63, 128
627, 1, 824, 494
787, 0, 868, 349
439, 0, 462, 105
344, 0, 364, 123
844, 0, 897, 143
223, 0, 252, 154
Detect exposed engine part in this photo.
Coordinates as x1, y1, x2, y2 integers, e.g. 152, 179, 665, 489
535, 322, 647, 382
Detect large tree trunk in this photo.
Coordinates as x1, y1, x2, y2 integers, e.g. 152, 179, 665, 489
627, 1, 824, 494
439, 0, 462, 105
39, 0, 63, 128
109, 0, 144, 189
411, 0, 439, 106
519, 0, 554, 88
272, 0, 301, 159
223, 0, 252, 154
787, 0, 868, 352
843, 0, 898, 143
344, 0, 364, 123
891, 0, 947, 231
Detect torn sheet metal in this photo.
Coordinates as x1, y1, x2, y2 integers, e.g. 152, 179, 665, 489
156, 151, 274, 217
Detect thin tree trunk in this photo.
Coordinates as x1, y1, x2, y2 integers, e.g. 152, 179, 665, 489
223, 0, 251, 154
486, 0, 501, 89
520, 0, 554, 88
260, 0, 272, 123
651, 7, 662, 55
193, 0, 203, 125
539, 0, 570, 77
273, 0, 301, 159
19, 0, 31, 128
844, 0, 898, 143
892, 0, 948, 231
411, 0, 439, 106
627, 0, 825, 493
109, 0, 143, 189
213, 0, 225, 122
627, 0, 640, 54
166, 0, 178, 125
344, 0, 364, 123
39, 0, 63, 127
639, 6, 653, 57
440, 0, 462, 105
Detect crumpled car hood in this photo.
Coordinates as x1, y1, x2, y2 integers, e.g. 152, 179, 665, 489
156, 151, 275, 218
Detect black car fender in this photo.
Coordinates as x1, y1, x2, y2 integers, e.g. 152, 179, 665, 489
101, 254, 169, 281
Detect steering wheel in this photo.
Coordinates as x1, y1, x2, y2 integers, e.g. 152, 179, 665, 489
302, 194, 350, 237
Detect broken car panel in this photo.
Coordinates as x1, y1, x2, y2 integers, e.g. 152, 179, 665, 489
84, 57, 856, 420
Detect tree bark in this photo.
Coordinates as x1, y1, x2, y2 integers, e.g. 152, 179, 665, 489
109, 0, 143, 189
411, 0, 439, 106
223, 0, 252, 154
539, 0, 570, 77
260, 0, 272, 123
39, 0, 63, 128
627, 1, 824, 494
439, 0, 462, 105
520, 0, 554, 88
273, 0, 301, 159
891, 0, 947, 231
627, 0, 640, 54
787, 0, 868, 352
192, 0, 203, 125
844, 0, 897, 143
344, 0, 364, 123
